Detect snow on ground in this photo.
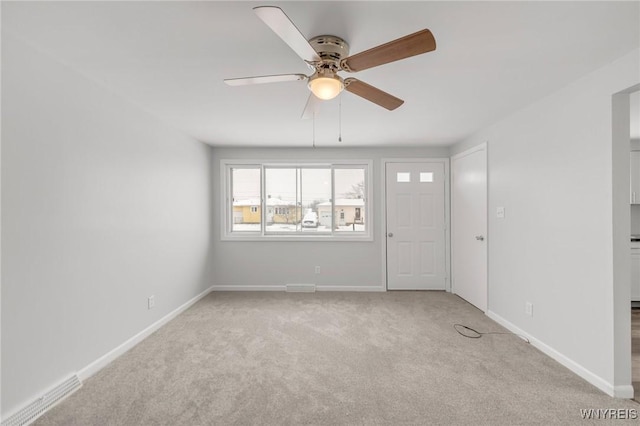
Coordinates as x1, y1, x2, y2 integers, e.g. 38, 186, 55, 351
232, 223, 365, 232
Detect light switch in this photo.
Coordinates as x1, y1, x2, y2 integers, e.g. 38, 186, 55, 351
497, 206, 505, 219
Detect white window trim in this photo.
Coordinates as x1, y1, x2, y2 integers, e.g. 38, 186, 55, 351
220, 159, 373, 242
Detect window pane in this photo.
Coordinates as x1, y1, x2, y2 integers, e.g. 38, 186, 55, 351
265, 168, 300, 233
397, 172, 411, 183
420, 172, 434, 183
231, 168, 261, 232
301, 168, 331, 233
334, 168, 366, 232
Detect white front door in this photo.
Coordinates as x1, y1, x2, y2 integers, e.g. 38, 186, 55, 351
451, 144, 487, 311
386, 162, 446, 290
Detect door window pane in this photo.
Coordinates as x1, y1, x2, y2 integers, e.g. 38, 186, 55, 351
420, 172, 434, 183
397, 172, 411, 183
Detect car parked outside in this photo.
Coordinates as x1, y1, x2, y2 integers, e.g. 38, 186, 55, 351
302, 212, 319, 228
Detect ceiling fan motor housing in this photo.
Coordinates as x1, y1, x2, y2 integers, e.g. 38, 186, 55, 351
309, 35, 350, 71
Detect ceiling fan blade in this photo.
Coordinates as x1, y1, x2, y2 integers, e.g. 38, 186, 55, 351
224, 74, 307, 86
301, 93, 321, 119
340, 29, 436, 73
344, 78, 404, 110
253, 6, 321, 63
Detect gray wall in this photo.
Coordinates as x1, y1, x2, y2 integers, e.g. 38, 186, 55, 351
1, 34, 214, 416
450, 48, 639, 394
212, 147, 448, 290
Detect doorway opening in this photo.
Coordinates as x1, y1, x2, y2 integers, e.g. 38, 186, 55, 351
613, 84, 639, 399
628, 89, 640, 401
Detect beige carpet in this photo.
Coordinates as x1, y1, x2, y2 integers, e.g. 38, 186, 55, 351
36, 291, 639, 425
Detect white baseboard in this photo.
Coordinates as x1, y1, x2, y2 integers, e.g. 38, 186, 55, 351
614, 385, 635, 399
78, 285, 214, 381
210, 285, 286, 291
316, 285, 385, 292
210, 285, 385, 292
486, 310, 622, 398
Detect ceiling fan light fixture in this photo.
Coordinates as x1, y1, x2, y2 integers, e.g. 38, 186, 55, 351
308, 73, 344, 100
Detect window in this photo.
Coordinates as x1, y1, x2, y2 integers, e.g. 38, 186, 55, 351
397, 172, 411, 183
420, 172, 434, 183
274, 207, 292, 216
334, 167, 366, 232
230, 167, 261, 232
264, 167, 331, 233
223, 160, 371, 240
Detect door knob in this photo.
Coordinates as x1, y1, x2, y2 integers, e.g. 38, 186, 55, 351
475, 235, 485, 241
388, 233, 394, 237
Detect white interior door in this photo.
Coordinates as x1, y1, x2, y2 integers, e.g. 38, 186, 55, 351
386, 162, 446, 290
451, 145, 487, 311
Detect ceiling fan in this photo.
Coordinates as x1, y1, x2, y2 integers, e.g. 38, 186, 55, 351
224, 6, 436, 118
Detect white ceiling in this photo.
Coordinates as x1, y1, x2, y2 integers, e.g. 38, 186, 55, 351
3, 1, 639, 148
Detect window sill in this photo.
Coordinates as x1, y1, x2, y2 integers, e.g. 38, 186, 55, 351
221, 233, 373, 242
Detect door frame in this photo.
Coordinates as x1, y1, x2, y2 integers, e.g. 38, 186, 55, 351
612, 86, 638, 397
380, 158, 451, 291
451, 143, 488, 311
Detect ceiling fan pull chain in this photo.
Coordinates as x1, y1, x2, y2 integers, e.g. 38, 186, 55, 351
338, 94, 342, 142
312, 111, 316, 148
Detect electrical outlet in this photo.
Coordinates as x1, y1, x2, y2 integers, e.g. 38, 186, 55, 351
497, 206, 505, 218
315, 266, 321, 274
148, 295, 155, 310
525, 302, 533, 317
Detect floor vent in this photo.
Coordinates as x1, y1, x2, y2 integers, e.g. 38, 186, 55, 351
2, 375, 82, 426
286, 284, 316, 292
